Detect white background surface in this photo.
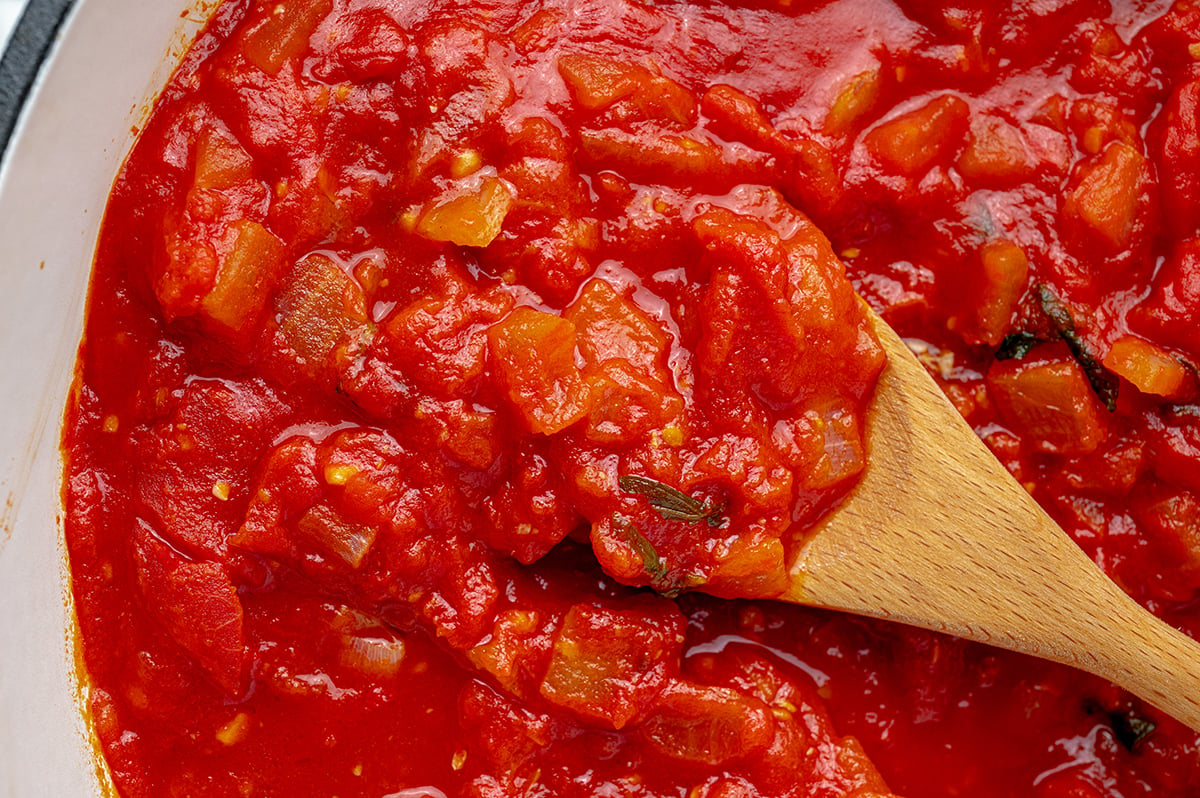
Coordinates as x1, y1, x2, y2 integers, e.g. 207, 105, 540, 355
0, 0, 210, 794
0, 0, 28, 53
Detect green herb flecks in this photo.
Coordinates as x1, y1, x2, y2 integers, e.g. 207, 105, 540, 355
995, 331, 1041, 361
610, 513, 667, 581
608, 513, 706, 598
617, 475, 728, 528
1037, 285, 1119, 412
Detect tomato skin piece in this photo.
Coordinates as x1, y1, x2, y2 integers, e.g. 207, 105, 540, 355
487, 306, 593, 435
132, 526, 247, 696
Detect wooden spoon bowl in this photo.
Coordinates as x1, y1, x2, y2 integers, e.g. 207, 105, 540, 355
783, 313, 1200, 731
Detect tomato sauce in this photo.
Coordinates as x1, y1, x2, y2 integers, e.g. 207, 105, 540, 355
63, 0, 1200, 796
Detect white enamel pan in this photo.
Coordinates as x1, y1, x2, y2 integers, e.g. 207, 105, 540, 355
0, 0, 206, 794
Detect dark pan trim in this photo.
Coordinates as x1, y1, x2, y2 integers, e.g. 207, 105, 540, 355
0, 0, 78, 158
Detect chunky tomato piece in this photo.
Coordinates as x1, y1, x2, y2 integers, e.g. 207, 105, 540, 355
1103, 335, 1196, 400
487, 306, 592, 434
1130, 238, 1200, 362
1062, 141, 1154, 251
413, 174, 515, 248
238, 0, 332, 74
539, 600, 685, 729
865, 94, 970, 176
987, 344, 1108, 455
132, 526, 247, 696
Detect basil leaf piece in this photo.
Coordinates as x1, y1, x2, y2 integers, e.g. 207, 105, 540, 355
1037, 285, 1119, 412
617, 475, 727, 528
996, 331, 1041, 361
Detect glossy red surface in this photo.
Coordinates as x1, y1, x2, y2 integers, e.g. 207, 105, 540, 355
64, 0, 1200, 795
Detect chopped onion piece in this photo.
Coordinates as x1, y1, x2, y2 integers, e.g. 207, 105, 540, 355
296, 504, 378, 568
340, 635, 407, 677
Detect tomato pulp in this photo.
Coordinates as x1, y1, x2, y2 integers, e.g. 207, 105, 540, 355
63, 0, 1200, 796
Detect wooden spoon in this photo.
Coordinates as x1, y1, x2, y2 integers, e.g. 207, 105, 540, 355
782, 312, 1200, 732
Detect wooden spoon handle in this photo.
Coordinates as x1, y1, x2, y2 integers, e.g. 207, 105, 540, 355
784, 317, 1200, 730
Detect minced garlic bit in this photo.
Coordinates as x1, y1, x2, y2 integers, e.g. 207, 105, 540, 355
324, 464, 359, 485
215, 712, 252, 746
839, 247, 861, 260
1190, 42, 1200, 59
451, 749, 468, 771
102, 414, 120, 433
212, 481, 232, 501
661, 425, 684, 447
399, 208, 420, 232
450, 149, 483, 178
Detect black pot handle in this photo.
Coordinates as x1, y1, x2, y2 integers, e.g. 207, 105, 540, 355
0, 0, 78, 158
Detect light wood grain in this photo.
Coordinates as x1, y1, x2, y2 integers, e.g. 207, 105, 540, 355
784, 314, 1200, 731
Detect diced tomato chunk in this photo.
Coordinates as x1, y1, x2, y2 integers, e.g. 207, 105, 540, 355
384, 289, 514, 397
703, 530, 789, 598
413, 174, 515, 248
437, 400, 504, 470
565, 278, 671, 373
157, 123, 276, 327
770, 403, 867, 492
273, 253, 369, 383
132, 527, 247, 696
864, 94, 970, 175
558, 53, 696, 125
954, 239, 1030, 346
987, 344, 1108, 454
476, 440, 583, 564
199, 220, 287, 337
488, 307, 592, 434
1061, 141, 1151, 251
579, 127, 775, 193
466, 609, 548, 696
240, 0, 333, 74
539, 600, 685, 729
1103, 334, 1195, 399
193, 126, 256, 189
309, 8, 409, 82
824, 66, 883, 136
637, 681, 775, 766
583, 360, 683, 445
957, 114, 1037, 185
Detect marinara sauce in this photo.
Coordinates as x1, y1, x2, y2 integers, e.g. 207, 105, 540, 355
63, 0, 1200, 796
